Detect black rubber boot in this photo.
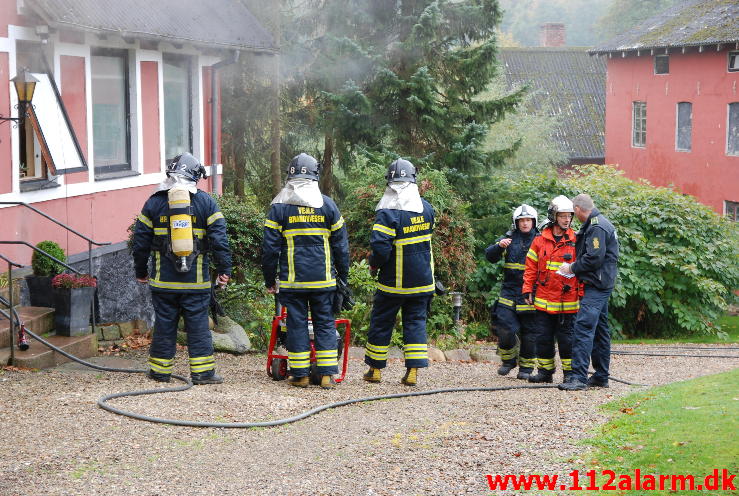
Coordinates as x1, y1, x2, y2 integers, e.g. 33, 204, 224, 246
528, 370, 554, 383
587, 376, 609, 388
191, 371, 224, 385
562, 370, 573, 384
148, 370, 171, 383
497, 360, 517, 376
516, 368, 533, 380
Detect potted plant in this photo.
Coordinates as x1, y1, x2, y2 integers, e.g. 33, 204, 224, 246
26, 240, 66, 308
51, 273, 97, 337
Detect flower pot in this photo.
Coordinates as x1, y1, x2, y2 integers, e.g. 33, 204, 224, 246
26, 275, 55, 308
53, 286, 95, 336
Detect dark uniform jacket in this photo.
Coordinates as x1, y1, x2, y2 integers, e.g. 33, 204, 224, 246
370, 199, 435, 297
572, 208, 619, 290
262, 195, 349, 292
133, 190, 232, 293
485, 229, 537, 313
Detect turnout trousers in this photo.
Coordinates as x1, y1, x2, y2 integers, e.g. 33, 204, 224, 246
493, 304, 536, 371
571, 286, 612, 383
530, 311, 573, 373
149, 291, 216, 377
280, 290, 338, 377
364, 292, 432, 369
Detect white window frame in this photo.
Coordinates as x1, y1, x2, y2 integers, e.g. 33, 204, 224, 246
632, 101, 647, 148
728, 51, 739, 73
728, 102, 739, 156
675, 102, 692, 152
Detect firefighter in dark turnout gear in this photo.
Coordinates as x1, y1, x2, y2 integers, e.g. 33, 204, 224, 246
522, 195, 579, 384
262, 153, 350, 389
133, 153, 232, 385
485, 204, 538, 380
364, 159, 435, 386
559, 194, 619, 391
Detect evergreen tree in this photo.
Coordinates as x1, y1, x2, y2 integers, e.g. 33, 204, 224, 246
284, 0, 523, 194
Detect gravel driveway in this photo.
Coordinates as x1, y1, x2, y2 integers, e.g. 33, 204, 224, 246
1, 344, 736, 495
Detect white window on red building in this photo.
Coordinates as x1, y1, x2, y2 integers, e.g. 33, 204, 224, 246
632, 101, 647, 148
728, 102, 739, 156
726, 201, 739, 222
676, 102, 692, 152
163, 53, 193, 163
91, 48, 131, 175
654, 55, 669, 75
729, 51, 739, 72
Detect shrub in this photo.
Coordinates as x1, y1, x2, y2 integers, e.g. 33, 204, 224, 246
51, 273, 97, 289
215, 193, 266, 281
32, 241, 66, 277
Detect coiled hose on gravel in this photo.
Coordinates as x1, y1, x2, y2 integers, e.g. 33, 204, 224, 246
17, 327, 739, 429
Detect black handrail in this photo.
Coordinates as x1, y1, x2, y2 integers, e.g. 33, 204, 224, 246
0, 241, 81, 274
0, 254, 22, 365
1, 202, 111, 345
0, 202, 109, 246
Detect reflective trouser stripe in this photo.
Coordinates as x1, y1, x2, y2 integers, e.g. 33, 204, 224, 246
288, 351, 310, 369
498, 346, 518, 361
560, 358, 572, 371
315, 349, 338, 367
365, 342, 389, 361
149, 356, 174, 374
537, 357, 555, 370
519, 357, 536, 369
403, 343, 428, 360
189, 355, 215, 373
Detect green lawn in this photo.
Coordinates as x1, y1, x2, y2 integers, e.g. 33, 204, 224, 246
577, 368, 739, 495
614, 314, 739, 344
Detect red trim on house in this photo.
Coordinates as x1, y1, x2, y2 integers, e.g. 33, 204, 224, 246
0, 2, 32, 37
0, 52, 11, 195
140, 61, 161, 174
59, 55, 88, 184
605, 49, 739, 214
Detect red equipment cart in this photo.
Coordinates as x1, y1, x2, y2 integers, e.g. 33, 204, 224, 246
266, 304, 351, 384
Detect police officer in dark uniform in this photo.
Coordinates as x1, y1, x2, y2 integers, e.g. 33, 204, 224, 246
262, 153, 349, 389
559, 194, 619, 391
363, 159, 435, 386
486, 204, 538, 379
133, 153, 232, 385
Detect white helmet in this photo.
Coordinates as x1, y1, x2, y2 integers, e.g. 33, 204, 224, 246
512, 204, 537, 229
547, 195, 574, 223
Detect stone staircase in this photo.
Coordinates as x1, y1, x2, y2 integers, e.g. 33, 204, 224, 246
0, 306, 97, 369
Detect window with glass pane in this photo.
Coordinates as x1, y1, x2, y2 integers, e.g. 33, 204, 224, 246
16, 41, 49, 182
92, 49, 130, 171
676, 102, 692, 151
632, 101, 646, 147
729, 51, 739, 72
728, 103, 739, 156
725, 201, 739, 222
654, 55, 669, 74
163, 54, 192, 162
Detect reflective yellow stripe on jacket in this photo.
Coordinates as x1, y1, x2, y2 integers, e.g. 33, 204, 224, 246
533, 297, 580, 313
384, 234, 433, 294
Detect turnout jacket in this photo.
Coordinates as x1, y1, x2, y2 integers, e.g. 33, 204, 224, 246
262, 195, 349, 292
522, 226, 580, 314
370, 199, 435, 297
572, 208, 619, 290
486, 229, 537, 313
132, 190, 232, 293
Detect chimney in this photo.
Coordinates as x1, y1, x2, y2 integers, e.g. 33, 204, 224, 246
540, 23, 566, 47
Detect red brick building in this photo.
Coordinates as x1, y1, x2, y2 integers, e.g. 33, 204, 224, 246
590, 0, 739, 218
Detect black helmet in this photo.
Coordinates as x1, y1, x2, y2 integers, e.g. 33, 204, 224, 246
287, 153, 320, 181
385, 158, 416, 184
167, 153, 207, 182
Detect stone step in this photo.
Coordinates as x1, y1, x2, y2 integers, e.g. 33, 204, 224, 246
0, 306, 55, 348
0, 332, 97, 369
